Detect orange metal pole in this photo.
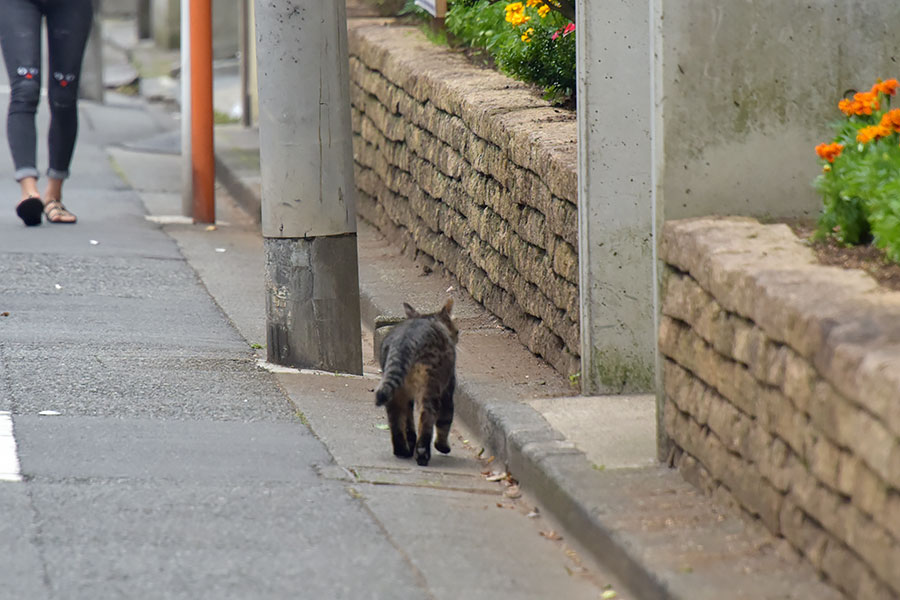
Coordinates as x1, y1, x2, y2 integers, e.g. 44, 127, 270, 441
190, 0, 215, 224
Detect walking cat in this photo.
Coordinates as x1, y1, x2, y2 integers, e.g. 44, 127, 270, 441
375, 299, 458, 466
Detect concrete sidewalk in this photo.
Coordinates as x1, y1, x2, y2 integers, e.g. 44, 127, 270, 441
212, 108, 849, 600
103, 16, 845, 599
211, 123, 843, 600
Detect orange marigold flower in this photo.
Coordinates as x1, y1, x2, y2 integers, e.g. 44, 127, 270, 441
838, 91, 880, 116
857, 124, 892, 143
521, 27, 535, 42
855, 91, 879, 115
871, 78, 899, 96
880, 108, 900, 131
815, 142, 844, 163
538, 4, 550, 17
525, 0, 542, 6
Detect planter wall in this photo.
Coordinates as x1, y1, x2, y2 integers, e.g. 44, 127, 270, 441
348, 21, 580, 377
660, 217, 900, 600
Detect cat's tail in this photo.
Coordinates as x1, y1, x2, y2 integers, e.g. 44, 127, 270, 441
375, 342, 414, 406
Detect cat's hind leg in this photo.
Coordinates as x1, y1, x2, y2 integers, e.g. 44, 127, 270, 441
414, 399, 436, 466
404, 398, 417, 455
434, 376, 455, 454
386, 391, 414, 458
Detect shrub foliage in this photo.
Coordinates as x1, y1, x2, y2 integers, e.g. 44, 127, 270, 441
401, 0, 576, 103
814, 79, 900, 261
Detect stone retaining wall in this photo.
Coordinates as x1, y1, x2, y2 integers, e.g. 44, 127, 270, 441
348, 21, 580, 377
660, 217, 900, 600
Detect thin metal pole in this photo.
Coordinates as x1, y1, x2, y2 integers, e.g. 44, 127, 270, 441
180, 0, 192, 217
239, 0, 252, 127
79, 1, 104, 103
190, 0, 215, 224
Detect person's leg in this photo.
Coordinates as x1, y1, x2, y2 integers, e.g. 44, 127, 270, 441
0, 0, 44, 207
42, 0, 93, 222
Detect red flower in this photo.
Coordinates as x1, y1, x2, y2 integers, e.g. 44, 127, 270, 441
552, 22, 575, 40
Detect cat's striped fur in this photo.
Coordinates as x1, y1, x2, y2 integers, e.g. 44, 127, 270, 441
375, 299, 458, 466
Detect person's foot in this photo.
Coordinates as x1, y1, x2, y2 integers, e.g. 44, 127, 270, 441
43, 200, 77, 224
15, 196, 44, 226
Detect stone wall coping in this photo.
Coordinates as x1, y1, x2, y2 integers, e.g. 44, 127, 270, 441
347, 20, 577, 204
661, 217, 900, 453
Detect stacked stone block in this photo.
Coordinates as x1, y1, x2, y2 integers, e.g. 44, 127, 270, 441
347, 22, 579, 377
660, 217, 900, 600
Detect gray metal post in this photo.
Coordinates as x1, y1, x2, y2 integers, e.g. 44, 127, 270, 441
575, 0, 656, 396
180, 0, 192, 217
254, 0, 363, 374
79, 4, 105, 103
137, 0, 152, 39
239, 0, 251, 127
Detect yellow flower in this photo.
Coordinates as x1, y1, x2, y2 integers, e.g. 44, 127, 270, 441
526, 0, 542, 6
538, 4, 550, 17
505, 2, 530, 26
521, 27, 535, 42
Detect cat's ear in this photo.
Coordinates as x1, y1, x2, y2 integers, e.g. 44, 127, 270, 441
440, 298, 454, 316
403, 303, 420, 318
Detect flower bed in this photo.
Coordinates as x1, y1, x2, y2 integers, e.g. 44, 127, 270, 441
814, 78, 900, 261
397, 0, 576, 103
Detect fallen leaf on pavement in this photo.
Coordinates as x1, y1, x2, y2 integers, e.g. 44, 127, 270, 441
539, 530, 562, 541
485, 472, 508, 482
601, 590, 618, 599
205, 225, 217, 231
374, 424, 390, 430
0, 312, 9, 317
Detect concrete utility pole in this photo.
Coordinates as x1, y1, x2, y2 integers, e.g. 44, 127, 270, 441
575, 0, 657, 397
254, 0, 363, 374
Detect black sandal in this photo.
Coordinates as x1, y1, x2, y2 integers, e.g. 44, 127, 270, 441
16, 196, 44, 227
44, 200, 77, 224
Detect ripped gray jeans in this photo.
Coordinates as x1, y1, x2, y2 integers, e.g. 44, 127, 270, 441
0, 0, 93, 181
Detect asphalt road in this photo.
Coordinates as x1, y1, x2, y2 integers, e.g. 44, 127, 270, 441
0, 66, 617, 598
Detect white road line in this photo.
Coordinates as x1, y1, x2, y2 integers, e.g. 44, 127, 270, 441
0, 412, 23, 483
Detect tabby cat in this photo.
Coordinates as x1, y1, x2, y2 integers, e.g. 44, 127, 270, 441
375, 299, 458, 466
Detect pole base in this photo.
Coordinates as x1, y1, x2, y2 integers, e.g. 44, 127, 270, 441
264, 235, 363, 375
